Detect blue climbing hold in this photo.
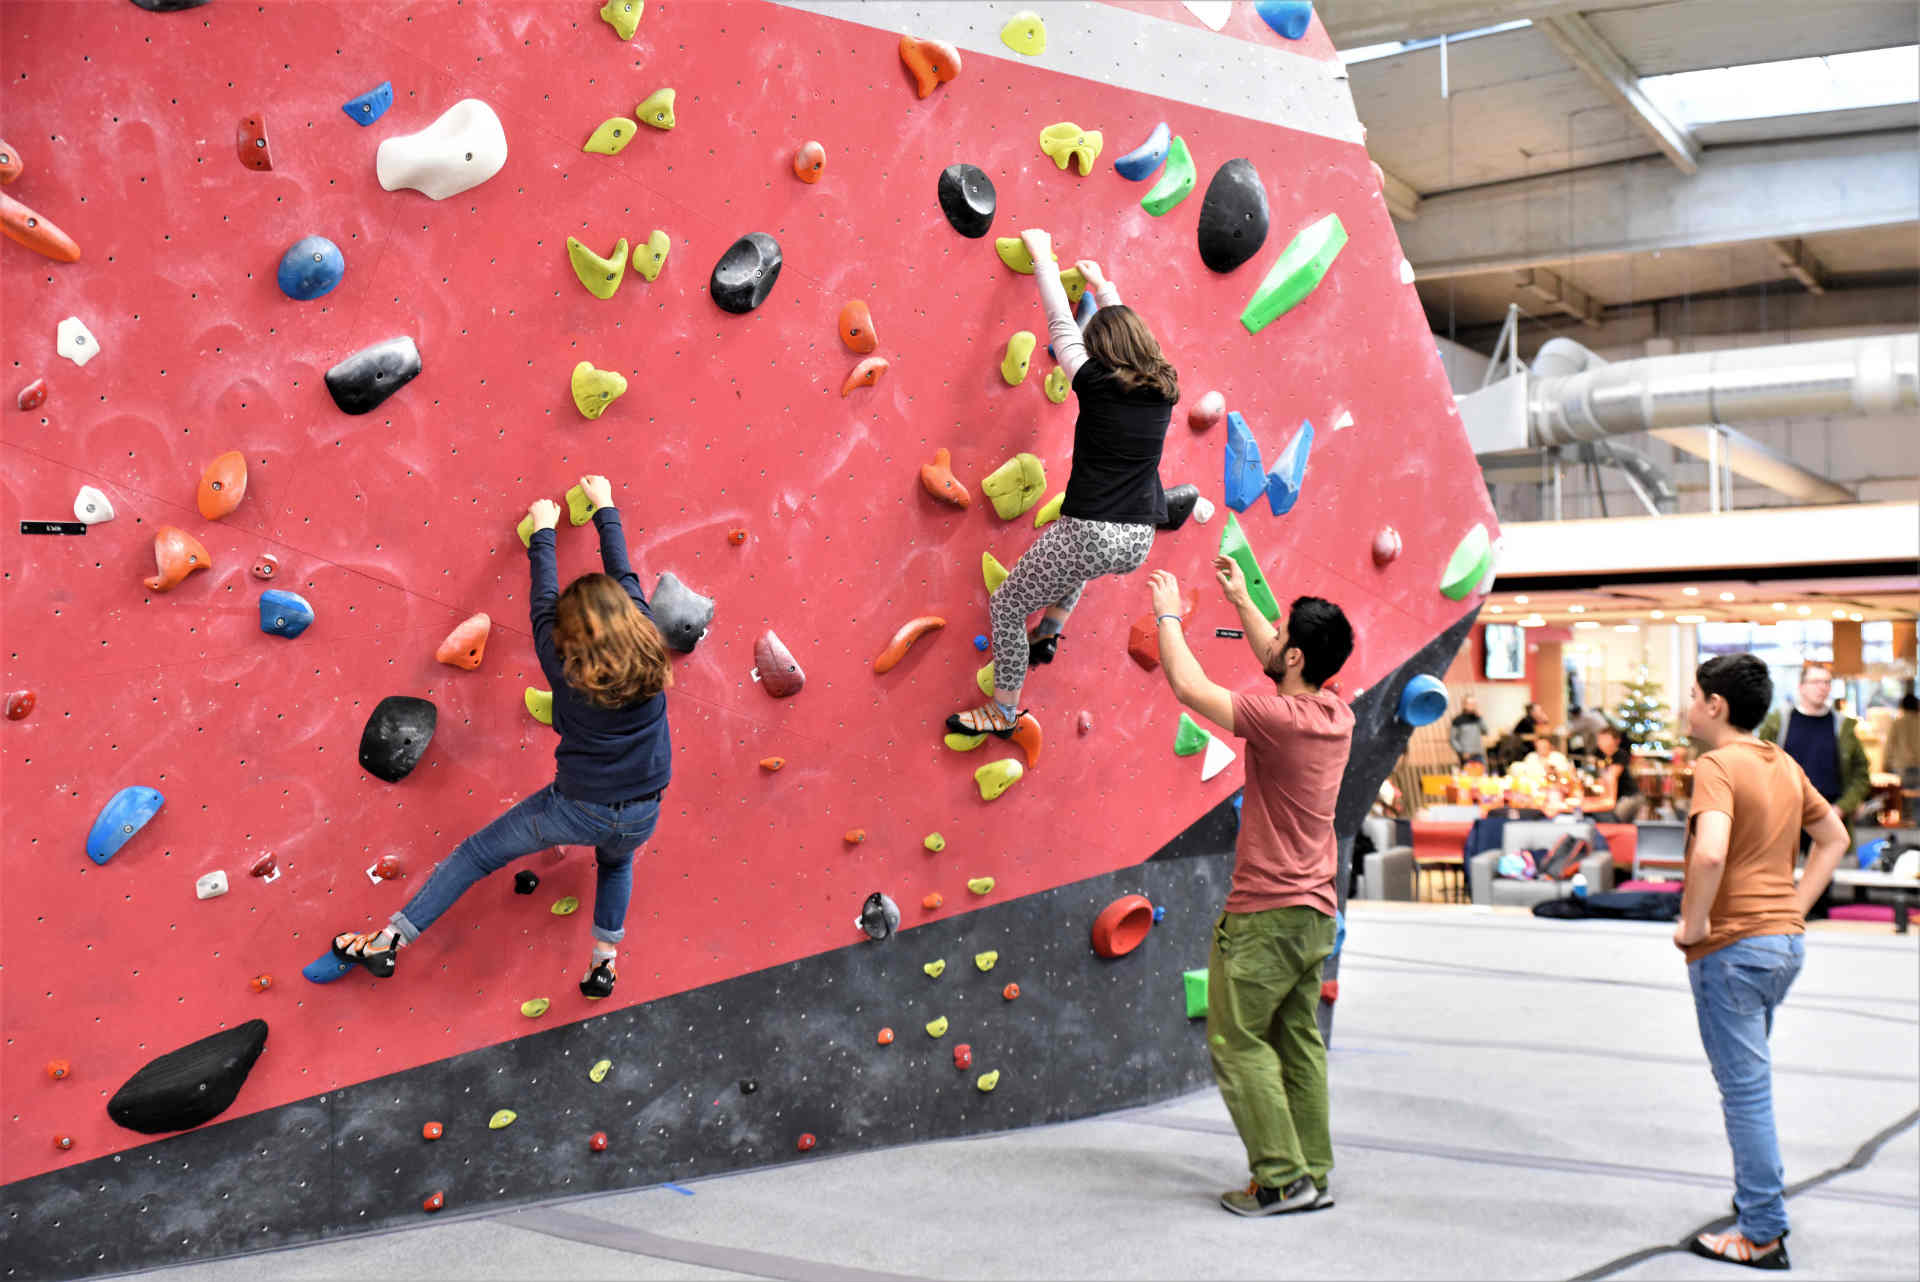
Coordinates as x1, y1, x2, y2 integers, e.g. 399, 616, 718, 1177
259, 589, 314, 639
342, 81, 394, 127
1254, 1, 1313, 39
1397, 673, 1449, 727
276, 236, 345, 302
1114, 121, 1170, 181
1075, 288, 1098, 327
1152, 905, 1166, 924
86, 786, 165, 865
302, 950, 355, 984
1224, 411, 1266, 512
1266, 419, 1313, 516
973, 634, 990, 651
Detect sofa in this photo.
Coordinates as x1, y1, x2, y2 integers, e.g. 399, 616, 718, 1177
1468, 820, 1615, 907
1358, 846, 1417, 901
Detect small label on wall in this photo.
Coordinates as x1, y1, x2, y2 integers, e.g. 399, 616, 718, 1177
20, 521, 86, 536
1214, 628, 1244, 639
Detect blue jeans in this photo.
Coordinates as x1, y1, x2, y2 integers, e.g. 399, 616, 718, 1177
1688, 933, 1806, 1244
391, 784, 660, 946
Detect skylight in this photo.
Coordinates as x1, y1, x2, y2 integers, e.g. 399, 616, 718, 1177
1640, 46, 1920, 126
1339, 19, 1532, 66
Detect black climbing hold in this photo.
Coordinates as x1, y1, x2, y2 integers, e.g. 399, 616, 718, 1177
514, 870, 540, 895
325, 336, 422, 416
107, 1020, 268, 1135
858, 891, 900, 942
358, 695, 437, 783
1158, 483, 1201, 531
739, 1079, 757, 1095
936, 164, 996, 239
1196, 158, 1271, 274
650, 572, 716, 654
127, 0, 213, 9
709, 233, 782, 314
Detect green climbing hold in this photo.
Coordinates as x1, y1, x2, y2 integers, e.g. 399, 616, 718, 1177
926, 1016, 949, 1038
976, 759, 1022, 801
599, 0, 642, 40
583, 117, 638, 155
1001, 331, 1036, 385
571, 361, 627, 419
982, 552, 1009, 593
524, 687, 553, 724
1184, 968, 1209, 1019
968, 876, 997, 895
1174, 712, 1210, 757
973, 950, 998, 972
1218, 513, 1280, 621
1033, 492, 1064, 528
565, 482, 600, 524
924, 832, 946, 852
567, 236, 628, 300
632, 229, 670, 281
517, 513, 538, 548
489, 1109, 518, 1129
982, 453, 1046, 519
1440, 522, 1493, 601
1043, 366, 1069, 404
589, 1058, 612, 1082
1142, 136, 1196, 216
999, 10, 1046, 55
923, 959, 947, 979
635, 88, 676, 130
1240, 213, 1347, 335
945, 731, 987, 751
550, 896, 580, 916
521, 998, 550, 1018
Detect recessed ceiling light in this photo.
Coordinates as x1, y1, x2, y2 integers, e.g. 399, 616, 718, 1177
1833, 608, 1847, 618
1849, 612, 1864, 622
1682, 587, 1700, 597
1675, 614, 1707, 623
1574, 620, 1601, 629
1718, 591, 1736, 602
1568, 604, 1586, 613
1650, 609, 1665, 619
1488, 605, 1503, 615
1772, 602, 1787, 611
1514, 595, 1529, 605
1614, 624, 1640, 632
1797, 605, 1812, 615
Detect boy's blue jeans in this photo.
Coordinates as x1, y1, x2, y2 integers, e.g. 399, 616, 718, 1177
1687, 933, 1805, 1244
392, 784, 660, 946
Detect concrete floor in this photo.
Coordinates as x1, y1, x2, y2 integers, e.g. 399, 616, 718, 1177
120, 904, 1919, 1282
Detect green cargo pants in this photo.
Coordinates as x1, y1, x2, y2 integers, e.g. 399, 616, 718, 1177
1207, 905, 1337, 1190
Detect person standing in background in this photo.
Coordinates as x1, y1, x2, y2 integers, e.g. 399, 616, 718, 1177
1882, 692, 1920, 797
1756, 663, 1870, 918
1449, 695, 1488, 767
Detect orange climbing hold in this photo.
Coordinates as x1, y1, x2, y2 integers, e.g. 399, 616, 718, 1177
1002, 982, 1021, 1001
728, 528, 749, 546
841, 356, 889, 397
922, 892, 943, 910
436, 613, 492, 670
45, 1059, 70, 1080
422, 1121, 444, 1140
877, 1027, 895, 1045
919, 447, 971, 509
249, 973, 273, 993
759, 756, 786, 772
1009, 712, 1043, 770
873, 614, 945, 673
844, 828, 867, 845
422, 1191, 445, 1213
899, 34, 962, 98
196, 450, 248, 520
792, 140, 826, 183
0, 138, 20, 184
839, 299, 877, 353
144, 526, 210, 592
0, 191, 81, 263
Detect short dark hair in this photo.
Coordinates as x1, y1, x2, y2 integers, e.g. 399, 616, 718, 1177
1697, 654, 1773, 731
1902, 692, 1919, 713
1282, 596, 1353, 688
1596, 724, 1619, 741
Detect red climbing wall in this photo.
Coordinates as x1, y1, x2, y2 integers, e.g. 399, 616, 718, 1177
1, 0, 1494, 1184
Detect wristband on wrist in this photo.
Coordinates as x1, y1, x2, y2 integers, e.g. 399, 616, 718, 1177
1155, 613, 1181, 625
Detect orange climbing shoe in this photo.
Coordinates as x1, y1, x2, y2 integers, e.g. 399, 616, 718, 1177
1689, 1231, 1790, 1271
947, 702, 1022, 737
330, 929, 397, 978
580, 958, 617, 1000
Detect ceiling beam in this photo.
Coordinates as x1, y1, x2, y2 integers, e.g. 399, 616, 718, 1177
1377, 164, 1422, 221
1319, 0, 1644, 47
1771, 238, 1829, 294
1494, 502, 1919, 581
1648, 426, 1857, 505
1513, 267, 1602, 327
1535, 14, 1700, 174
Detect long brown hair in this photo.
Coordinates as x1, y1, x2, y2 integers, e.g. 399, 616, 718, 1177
553, 574, 674, 709
1083, 305, 1180, 402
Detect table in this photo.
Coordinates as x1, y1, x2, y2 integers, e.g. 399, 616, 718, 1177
1831, 869, 1920, 933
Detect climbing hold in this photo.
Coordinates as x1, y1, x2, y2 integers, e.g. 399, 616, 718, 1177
973, 634, 989, 651
1371, 526, 1402, 567
710, 232, 783, 314
797, 1132, 817, 1152
982, 452, 1046, 518
944, 731, 987, 752
258, 590, 314, 640
514, 869, 539, 895
1398, 674, 1448, 727
342, 82, 393, 127
976, 1070, 1001, 1093
923, 832, 946, 852
1077, 709, 1093, 736
1114, 121, 1171, 181
635, 88, 676, 129
632, 229, 671, 281
17, 377, 46, 410
301, 952, 354, 985
1092, 894, 1154, 959
923, 959, 946, 978
324, 335, 422, 415
590, 1059, 612, 1082
568, 360, 628, 421
249, 973, 273, 993
792, 140, 826, 183
1174, 712, 1209, 757
649, 572, 715, 653
1128, 588, 1197, 671
422, 1192, 445, 1213
922, 892, 943, 910
1440, 522, 1494, 600
936, 163, 996, 238
53, 1135, 73, 1151
953, 1043, 973, 1071
376, 99, 508, 200
583, 117, 639, 156
1266, 419, 1313, 516
846, 829, 868, 845
1241, 212, 1348, 334
248, 852, 279, 882
551, 896, 579, 915
999, 10, 1046, 54
1160, 483, 1200, 531
1141, 136, 1196, 216
974, 662, 996, 698
521, 997, 550, 1018
236, 114, 273, 171
925, 1016, 949, 1038
1184, 968, 1209, 1018
899, 34, 961, 98
919, 447, 970, 509
1197, 158, 1271, 273
1219, 514, 1281, 622
967, 876, 996, 896
728, 528, 748, 546
371, 854, 405, 881
435, 613, 491, 670
0, 192, 82, 263
758, 756, 786, 772
589, 1131, 609, 1153
1041, 365, 1070, 405
106, 1019, 268, 1134
0, 139, 18, 184
874, 615, 945, 673
567, 236, 628, 300
276, 235, 344, 301
46, 1059, 71, 1080
1223, 411, 1266, 513
1190, 390, 1225, 431
1201, 735, 1237, 781
524, 687, 553, 725
877, 1027, 895, 1045
1075, 287, 1099, 330
196, 450, 248, 519
600, 0, 642, 39
565, 484, 599, 526
752, 629, 805, 697
6, 690, 34, 720
973, 950, 998, 972
1332, 409, 1355, 432
975, 757, 1022, 801
197, 873, 227, 903
56, 316, 99, 366
1009, 713, 1043, 770
1000, 330, 1036, 385
995, 236, 1042, 275
1320, 978, 1339, 1004
144, 526, 210, 593
841, 356, 888, 397
1254, 0, 1314, 39
488, 1109, 516, 1130
358, 695, 437, 783
839, 299, 877, 353
1038, 123, 1103, 176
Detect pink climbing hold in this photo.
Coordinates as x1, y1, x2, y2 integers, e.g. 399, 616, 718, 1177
753, 630, 805, 697
1372, 526, 1402, 567
1189, 390, 1225, 431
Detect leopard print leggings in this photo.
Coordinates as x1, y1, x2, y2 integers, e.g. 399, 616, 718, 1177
992, 515, 1155, 694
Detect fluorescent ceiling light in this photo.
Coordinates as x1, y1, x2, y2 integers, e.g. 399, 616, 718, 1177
1849, 612, 1865, 622
1718, 592, 1736, 602
1514, 595, 1530, 605
1569, 604, 1586, 613
1488, 605, 1504, 614
1641, 45, 1920, 127
1682, 587, 1700, 596
1797, 605, 1812, 615
1772, 602, 1787, 611
1338, 19, 1532, 66
1651, 609, 1665, 619
1574, 620, 1601, 629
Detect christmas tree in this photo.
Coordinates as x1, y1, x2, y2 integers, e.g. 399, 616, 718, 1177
1613, 665, 1676, 751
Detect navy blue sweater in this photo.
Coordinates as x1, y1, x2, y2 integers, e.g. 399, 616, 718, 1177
528, 507, 672, 803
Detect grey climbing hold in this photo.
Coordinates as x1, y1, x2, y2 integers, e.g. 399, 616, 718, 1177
107, 1020, 268, 1134
710, 233, 782, 314
936, 164, 995, 239
358, 695, 437, 783
342, 82, 394, 127
650, 572, 715, 654
1196, 158, 1270, 273
276, 235, 345, 301
325, 336, 421, 415
858, 891, 901, 941
1158, 483, 1200, 531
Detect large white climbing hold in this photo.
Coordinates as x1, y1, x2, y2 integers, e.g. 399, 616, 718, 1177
56, 317, 99, 366
73, 485, 115, 524
376, 99, 508, 201
1399, 258, 1416, 284
1200, 735, 1237, 782
1182, 0, 1232, 30
1193, 495, 1216, 524
195, 870, 229, 900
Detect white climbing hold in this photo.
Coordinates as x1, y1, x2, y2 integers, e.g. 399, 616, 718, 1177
1332, 409, 1355, 431
1473, 534, 1504, 598
1200, 735, 1237, 782
376, 99, 508, 201
1193, 495, 1216, 524
56, 317, 98, 366
73, 485, 114, 524
1182, 0, 1232, 30
195, 870, 229, 900
1399, 259, 1416, 284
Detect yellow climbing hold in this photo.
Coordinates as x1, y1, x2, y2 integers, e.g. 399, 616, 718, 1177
982, 453, 1047, 519
636, 88, 676, 130
982, 551, 1009, 593
945, 731, 987, 752
521, 998, 550, 1018
524, 686, 553, 725
517, 513, 538, 548
1059, 266, 1089, 305
924, 832, 946, 852
923, 959, 947, 979
565, 482, 600, 524
968, 876, 997, 895
589, 1059, 612, 1082
583, 116, 639, 156
925, 1016, 949, 1038
632, 229, 670, 281
567, 236, 628, 300
550, 896, 580, 916
489, 1109, 517, 1129
974, 662, 996, 698
599, 0, 642, 39
975, 761, 1021, 803
1039, 123, 1103, 176
976, 1069, 1001, 1092
1033, 492, 1064, 527
1000, 10, 1046, 55
1001, 331, 1036, 385
571, 361, 627, 420
1043, 367, 1069, 405
973, 950, 999, 972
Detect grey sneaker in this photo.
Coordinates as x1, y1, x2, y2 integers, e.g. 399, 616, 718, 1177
1220, 1176, 1329, 1216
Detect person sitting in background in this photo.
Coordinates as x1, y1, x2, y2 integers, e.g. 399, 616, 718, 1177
1566, 704, 1609, 762
1449, 695, 1488, 767
1589, 725, 1646, 822
1513, 701, 1546, 740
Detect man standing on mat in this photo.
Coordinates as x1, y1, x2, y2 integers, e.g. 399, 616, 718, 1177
1147, 557, 1354, 1217
1677, 654, 1850, 1270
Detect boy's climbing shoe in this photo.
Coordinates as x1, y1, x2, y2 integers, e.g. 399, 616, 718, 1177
580, 959, 617, 1000
330, 929, 396, 978
1689, 1231, 1790, 1271
1220, 1176, 1329, 1217
947, 701, 1022, 737
1027, 631, 1062, 666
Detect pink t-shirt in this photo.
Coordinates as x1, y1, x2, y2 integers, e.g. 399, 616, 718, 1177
1228, 688, 1355, 916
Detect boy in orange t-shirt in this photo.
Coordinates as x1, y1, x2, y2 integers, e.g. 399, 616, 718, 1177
1678, 654, 1849, 1270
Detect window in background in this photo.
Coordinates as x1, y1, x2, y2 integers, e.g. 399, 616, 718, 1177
1484, 622, 1525, 680
1695, 621, 1834, 713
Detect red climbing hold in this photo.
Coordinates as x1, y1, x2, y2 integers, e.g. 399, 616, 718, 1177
248, 852, 277, 879
839, 299, 877, 353
196, 450, 248, 520
792, 140, 826, 183
373, 854, 404, 881
753, 630, 805, 697
144, 526, 211, 592
1320, 979, 1339, 1004
0, 138, 19, 185
1077, 710, 1093, 736
53, 1135, 73, 1151
877, 1027, 895, 1045
250, 553, 279, 580
899, 34, 962, 98
0, 191, 81, 263
45, 1059, 70, 1080
422, 1121, 444, 1141
16, 377, 46, 410
436, 613, 492, 670
1189, 390, 1226, 431
728, 528, 749, 546
1002, 982, 1021, 1001
1126, 589, 1197, 671
1371, 526, 1402, 568
841, 356, 889, 397
589, 1131, 609, 1152
1091, 893, 1155, 959
236, 114, 273, 171
422, 1191, 445, 1213
952, 1043, 973, 1071
6, 690, 34, 721
796, 1132, 817, 1152
249, 973, 273, 993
